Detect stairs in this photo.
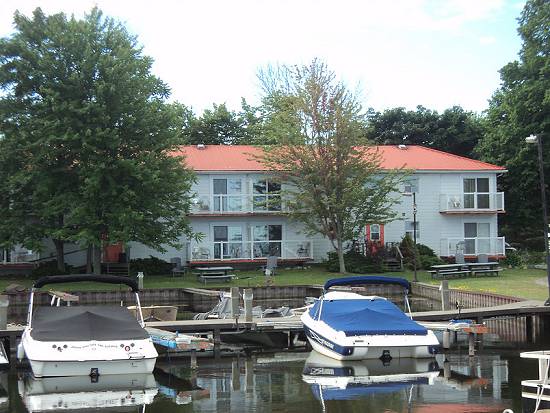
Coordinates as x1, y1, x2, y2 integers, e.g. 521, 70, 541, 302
383, 257, 403, 272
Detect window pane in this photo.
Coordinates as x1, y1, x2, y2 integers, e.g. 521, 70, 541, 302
268, 181, 281, 193
268, 195, 282, 211
463, 179, 476, 193
227, 227, 242, 241
464, 239, 475, 254
253, 225, 268, 241
214, 226, 228, 241
253, 195, 267, 211
213, 179, 227, 194
477, 194, 490, 209
477, 178, 489, 193
464, 223, 477, 238
477, 223, 490, 237
464, 194, 475, 209
228, 179, 242, 194
268, 225, 282, 241
227, 196, 243, 211
253, 180, 267, 194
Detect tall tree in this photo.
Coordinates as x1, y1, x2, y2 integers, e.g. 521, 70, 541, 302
257, 60, 404, 273
366, 105, 484, 158
0, 8, 196, 272
475, 0, 550, 248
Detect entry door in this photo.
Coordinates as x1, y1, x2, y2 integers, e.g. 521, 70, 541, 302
213, 226, 243, 259
464, 223, 490, 254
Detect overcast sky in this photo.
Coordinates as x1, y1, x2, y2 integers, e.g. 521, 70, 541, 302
0, 0, 525, 115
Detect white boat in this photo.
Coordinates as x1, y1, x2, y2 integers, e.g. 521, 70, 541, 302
301, 276, 440, 360
302, 350, 439, 401
18, 372, 158, 412
520, 350, 550, 412
18, 274, 158, 377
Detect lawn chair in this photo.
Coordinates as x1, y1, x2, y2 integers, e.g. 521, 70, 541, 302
261, 255, 278, 276
170, 257, 186, 278
455, 253, 465, 264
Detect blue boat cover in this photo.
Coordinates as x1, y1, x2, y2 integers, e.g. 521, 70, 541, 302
323, 276, 410, 292
309, 298, 427, 336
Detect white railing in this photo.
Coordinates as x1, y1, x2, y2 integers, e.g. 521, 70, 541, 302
1, 248, 40, 264
440, 237, 505, 257
190, 193, 285, 214
189, 240, 313, 261
439, 192, 504, 212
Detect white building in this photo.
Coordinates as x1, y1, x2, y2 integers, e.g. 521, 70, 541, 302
129, 144, 507, 265
1, 144, 507, 270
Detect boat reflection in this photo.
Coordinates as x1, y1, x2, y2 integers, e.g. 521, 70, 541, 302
302, 350, 439, 401
18, 373, 158, 412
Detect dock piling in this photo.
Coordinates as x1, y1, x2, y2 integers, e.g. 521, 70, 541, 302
190, 349, 197, 369
440, 281, 450, 311
244, 289, 253, 323
230, 287, 240, 319
443, 330, 451, 349
468, 332, 475, 356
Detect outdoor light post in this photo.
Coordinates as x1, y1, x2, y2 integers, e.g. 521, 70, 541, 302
525, 134, 550, 306
412, 192, 418, 283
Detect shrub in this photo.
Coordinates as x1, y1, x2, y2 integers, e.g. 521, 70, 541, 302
502, 250, 522, 267
130, 256, 174, 276
325, 250, 384, 273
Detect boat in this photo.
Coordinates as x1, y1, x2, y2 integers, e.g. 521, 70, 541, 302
18, 274, 158, 377
302, 350, 439, 401
301, 276, 440, 360
18, 372, 157, 412
520, 350, 550, 412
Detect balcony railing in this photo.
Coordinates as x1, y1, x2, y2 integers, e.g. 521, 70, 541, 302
188, 240, 313, 261
440, 237, 505, 257
440, 192, 504, 213
190, 193, 285, 214
1, 248, 40, 264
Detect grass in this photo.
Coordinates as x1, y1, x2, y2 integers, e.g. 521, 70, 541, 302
1, 265, 548, 301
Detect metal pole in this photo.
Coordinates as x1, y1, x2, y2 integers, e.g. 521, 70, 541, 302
535, 136, 550, 306
413, 192, 418, 282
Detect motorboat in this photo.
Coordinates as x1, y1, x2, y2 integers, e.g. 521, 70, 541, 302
301, 276, 440, 360
18, 274, 158, 377
18, 372, 157, 412
302, 350, 439, 401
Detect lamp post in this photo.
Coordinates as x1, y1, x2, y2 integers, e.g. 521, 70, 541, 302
412, 192, 418, 282
525, 134, 550, 306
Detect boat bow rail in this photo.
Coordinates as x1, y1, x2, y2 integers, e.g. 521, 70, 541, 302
323, 276, 411, 293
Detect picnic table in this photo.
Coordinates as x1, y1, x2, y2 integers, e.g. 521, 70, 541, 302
429, 262, 501, 279
193, 266, 236, 284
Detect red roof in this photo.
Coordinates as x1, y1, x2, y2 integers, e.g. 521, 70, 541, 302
173, 145, 505, 172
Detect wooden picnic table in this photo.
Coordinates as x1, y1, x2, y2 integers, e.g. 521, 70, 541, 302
429, 262, 501, 279
193, 266, 235, 284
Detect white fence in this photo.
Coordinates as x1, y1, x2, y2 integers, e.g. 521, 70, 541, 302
188, 240, 313, 261
191, 193, 286, 214
440, 237, 505, 257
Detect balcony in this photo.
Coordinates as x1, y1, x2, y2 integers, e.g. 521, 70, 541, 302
440, 237, 505, 257
187, 240, 313, 262
1, 248, 40, 264
190, 193, 286, 215
440, 192, 504, 214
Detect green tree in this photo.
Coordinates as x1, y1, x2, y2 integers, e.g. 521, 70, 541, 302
257, 60, 404, 273
366, 105, 484, 158
475, 0, 549, 248
0, 8, 196, 272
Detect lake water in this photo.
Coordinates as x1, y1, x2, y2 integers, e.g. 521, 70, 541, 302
5, 341, 548, 413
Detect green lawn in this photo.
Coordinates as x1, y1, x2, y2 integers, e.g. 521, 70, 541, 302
2, 265, 548, 301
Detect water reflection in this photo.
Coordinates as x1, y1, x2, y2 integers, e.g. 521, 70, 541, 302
0, 349, 543, 412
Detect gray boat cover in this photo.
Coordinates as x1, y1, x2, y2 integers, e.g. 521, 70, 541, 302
30, 306, 149, 342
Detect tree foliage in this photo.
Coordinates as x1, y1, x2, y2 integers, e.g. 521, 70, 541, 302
475, 0, 550, 248
257, 60, 404, 273
366, 105, 484, 158
0, 8, 196, 272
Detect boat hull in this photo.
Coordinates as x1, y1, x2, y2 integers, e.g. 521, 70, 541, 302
302, 298, 440, 361
28, 357, 157, 378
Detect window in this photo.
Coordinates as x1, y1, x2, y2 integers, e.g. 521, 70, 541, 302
464, 223, 490, 254
253, 224, 282, 257
213, 226, 243, 259
370, 224, 380, 241
253, 179, 282, 211
463, 178, 490, 209
405, 221, 420, 239
213, 178, 242, 212
403, 178, 419, 194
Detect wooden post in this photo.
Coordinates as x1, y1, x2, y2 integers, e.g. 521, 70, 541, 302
526, 315, 534, 344
232, 359, 241, 391
245, 357, 254, 393
443, 359, 451, 379
230, 287, 240, 319
443, 330, 451, 349
244, 288, 253, 323
468, 332, 475, 356
440, 280, 450, 311
190, 349, 197, 369
213, 329, 221, 360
